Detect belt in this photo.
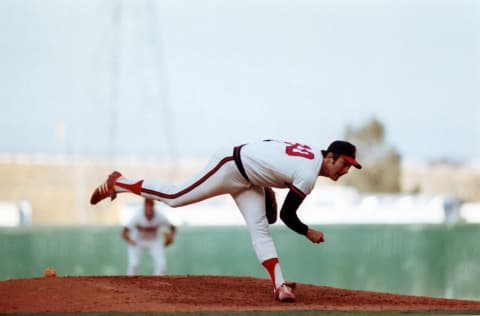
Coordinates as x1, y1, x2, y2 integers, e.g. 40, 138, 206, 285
233, 145, 249, 182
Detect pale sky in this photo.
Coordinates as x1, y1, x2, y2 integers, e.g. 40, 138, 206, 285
0, 0, 479, 163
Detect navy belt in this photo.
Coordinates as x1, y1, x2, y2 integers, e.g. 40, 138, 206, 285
233, 145, 249, 182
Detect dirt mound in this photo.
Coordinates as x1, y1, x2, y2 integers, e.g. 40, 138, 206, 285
1, 275, 480, 314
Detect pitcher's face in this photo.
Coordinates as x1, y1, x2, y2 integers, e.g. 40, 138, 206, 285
326, 155, 352, 181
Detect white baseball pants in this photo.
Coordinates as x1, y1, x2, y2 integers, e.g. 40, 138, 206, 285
127, 239, 166, 276
116, 147, 279, 263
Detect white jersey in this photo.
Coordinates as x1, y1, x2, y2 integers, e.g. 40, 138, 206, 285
241, 140, 323, 195
126, 207, 172, 241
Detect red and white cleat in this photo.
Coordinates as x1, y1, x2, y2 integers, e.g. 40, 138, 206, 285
274, 282, 296, 302
90, 171, 122, 205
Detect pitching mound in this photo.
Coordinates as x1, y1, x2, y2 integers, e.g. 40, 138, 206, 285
1, 275, 480, 314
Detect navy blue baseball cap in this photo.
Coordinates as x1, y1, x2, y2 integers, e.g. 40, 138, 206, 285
321, 140, 362, 169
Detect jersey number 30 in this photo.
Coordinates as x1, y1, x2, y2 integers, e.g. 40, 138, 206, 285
285, 142, 315, 160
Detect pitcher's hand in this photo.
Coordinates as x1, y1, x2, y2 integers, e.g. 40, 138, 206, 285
306, 228, 325, 244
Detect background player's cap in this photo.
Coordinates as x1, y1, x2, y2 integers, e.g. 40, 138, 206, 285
321, 140, 362, 169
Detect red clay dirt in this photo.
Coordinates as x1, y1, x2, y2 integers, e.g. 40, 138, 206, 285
1, 275, 480, 314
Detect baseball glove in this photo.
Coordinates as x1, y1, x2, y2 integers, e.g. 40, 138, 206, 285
264, 187, 278, 224
164, 231, 175, 247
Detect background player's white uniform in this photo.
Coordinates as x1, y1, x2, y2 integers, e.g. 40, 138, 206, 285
125, 206, 173, 275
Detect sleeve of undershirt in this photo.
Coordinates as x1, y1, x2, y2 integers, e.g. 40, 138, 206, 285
279, 187, 309, 235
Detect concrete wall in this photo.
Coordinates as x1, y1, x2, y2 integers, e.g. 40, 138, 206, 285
1, 156, 479, 226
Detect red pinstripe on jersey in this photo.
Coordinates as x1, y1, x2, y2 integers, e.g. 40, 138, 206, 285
287, 184, 306, 199
141, 156, 235, 199
135, 225, 158, 232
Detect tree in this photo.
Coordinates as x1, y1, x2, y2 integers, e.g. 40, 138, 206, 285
341, 117, 401, 193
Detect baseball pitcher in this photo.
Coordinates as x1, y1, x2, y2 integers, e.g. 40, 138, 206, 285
91, 139, 362, 302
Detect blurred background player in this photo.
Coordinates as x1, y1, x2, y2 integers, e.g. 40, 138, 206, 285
121, 198, 176, 276
92, 139, 361, 301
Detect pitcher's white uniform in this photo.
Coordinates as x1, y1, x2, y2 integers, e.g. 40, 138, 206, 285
240, 141, 323, 195
91, 139, 362, 301
116, 140, 323, 283
125, 206, 173, 275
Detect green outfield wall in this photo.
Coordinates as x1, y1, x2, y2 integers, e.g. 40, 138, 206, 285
0, 224, 479, 300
